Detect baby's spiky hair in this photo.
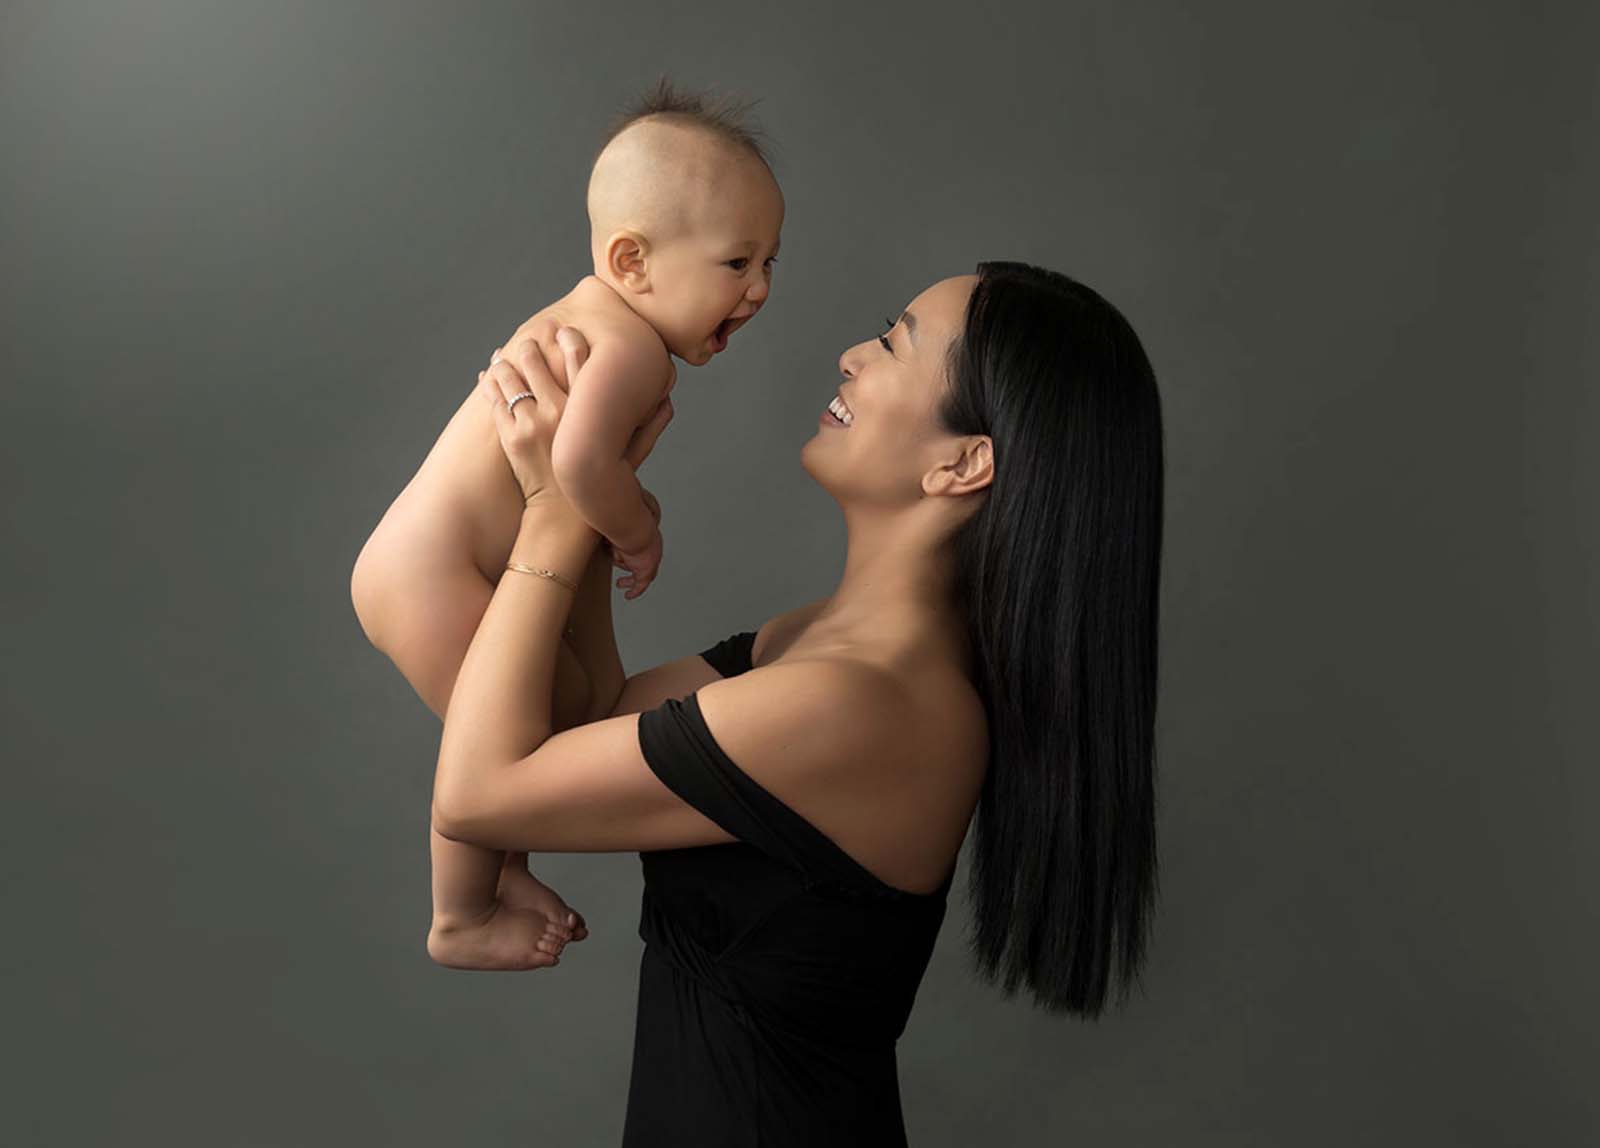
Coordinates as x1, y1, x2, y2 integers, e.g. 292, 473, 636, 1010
595, 77, 774, 172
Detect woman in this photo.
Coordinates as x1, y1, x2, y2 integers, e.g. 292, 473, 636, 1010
351, 261, 1165, 1144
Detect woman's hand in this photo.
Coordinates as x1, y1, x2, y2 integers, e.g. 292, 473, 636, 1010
484, 327, 673, 599
478, 335, 584, 521
491, 330, 675, 475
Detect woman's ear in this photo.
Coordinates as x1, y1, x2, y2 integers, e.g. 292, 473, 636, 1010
604, 231, 651, 293
923, 436, 994, 498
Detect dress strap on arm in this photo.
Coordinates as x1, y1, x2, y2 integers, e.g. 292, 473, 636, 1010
637, 692, 854, 882
697, 630, 758, 678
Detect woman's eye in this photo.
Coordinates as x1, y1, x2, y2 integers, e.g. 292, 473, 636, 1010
878, 316, 895, 353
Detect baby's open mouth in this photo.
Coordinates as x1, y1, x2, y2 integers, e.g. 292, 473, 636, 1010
713, 314, 752, 348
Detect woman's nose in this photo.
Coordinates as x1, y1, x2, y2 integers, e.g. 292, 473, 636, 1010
838, 346, 858, 377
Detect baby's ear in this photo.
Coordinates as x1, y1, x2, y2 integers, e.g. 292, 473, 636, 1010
605, 230, 650, 292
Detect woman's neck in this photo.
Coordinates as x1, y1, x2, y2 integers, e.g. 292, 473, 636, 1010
807, 505, 970, 670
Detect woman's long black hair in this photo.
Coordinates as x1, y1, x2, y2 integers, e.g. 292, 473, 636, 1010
940, 261, 1165, 1018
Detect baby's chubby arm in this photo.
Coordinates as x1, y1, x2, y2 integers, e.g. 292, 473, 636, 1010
547, 328, 673, 556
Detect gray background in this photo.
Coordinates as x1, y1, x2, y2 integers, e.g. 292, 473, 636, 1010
3, 1, 1595, 1144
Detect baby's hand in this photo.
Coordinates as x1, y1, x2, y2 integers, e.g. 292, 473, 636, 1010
610, 525, 663, 601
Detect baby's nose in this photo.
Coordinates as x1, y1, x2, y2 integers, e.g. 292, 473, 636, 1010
746, 277, 769, 304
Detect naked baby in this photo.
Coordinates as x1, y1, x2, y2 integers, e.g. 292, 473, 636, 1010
351, 89, 783, 972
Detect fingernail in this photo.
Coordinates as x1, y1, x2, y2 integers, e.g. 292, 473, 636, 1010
566, 912, 577, 927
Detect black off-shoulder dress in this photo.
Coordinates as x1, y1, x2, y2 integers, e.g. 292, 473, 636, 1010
620, 630, 955, 1147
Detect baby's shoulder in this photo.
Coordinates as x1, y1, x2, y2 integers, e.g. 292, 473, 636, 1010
506, 279, 669, 378
560, 277, 670, 365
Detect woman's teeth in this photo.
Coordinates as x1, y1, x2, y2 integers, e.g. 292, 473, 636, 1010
827, 395, 854, 426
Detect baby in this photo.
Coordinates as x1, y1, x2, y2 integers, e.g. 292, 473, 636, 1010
496, 91, 784, 601
352, 85, 782, 972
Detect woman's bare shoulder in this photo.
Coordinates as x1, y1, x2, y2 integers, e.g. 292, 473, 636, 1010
751, 599, 985, 757
751, 598, 830, 666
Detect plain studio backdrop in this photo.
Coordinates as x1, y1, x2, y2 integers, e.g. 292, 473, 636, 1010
3, 1, 1595, 1144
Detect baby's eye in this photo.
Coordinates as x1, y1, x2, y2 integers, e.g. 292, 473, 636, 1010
727, 258, 750, 271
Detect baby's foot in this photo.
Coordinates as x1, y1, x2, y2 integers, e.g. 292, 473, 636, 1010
426, 902, 572, 971
498, 864, 589, 943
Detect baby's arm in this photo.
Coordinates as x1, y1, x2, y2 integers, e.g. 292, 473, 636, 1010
549, 332, 673, 558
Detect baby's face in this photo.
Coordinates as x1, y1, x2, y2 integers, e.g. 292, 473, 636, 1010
645, 165, 784, 366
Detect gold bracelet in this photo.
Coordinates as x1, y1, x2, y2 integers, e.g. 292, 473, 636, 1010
504, 561, 579, 592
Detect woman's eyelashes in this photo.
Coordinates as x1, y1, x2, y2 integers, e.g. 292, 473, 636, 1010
878, 317, 895, 354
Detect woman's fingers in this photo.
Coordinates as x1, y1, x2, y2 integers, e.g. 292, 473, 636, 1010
502, 338, 567, 418
556, 326, 590, 379
478, 364, 513, 413
483, 359, 528, 407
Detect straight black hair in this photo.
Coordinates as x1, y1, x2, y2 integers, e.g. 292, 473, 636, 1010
940, 260, 1165, 1018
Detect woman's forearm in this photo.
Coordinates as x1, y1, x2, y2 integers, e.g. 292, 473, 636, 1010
433, 505, 599, 824
566, 529, 628, 722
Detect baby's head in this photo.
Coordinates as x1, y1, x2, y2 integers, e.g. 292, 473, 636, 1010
588, 82, 784, 366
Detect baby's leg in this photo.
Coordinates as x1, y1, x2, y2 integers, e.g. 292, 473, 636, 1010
425, 823, 574, 970
352, 379, 601, 965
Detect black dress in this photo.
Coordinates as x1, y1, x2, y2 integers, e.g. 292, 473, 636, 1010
620, 630, 955, 1147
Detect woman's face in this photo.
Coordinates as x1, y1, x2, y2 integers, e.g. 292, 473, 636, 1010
802, 274, 982, 509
